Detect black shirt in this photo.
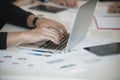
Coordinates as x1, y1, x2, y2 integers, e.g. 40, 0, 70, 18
0, 0, 33, 49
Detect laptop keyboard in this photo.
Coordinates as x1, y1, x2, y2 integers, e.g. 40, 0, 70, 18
39, 34, 69, 50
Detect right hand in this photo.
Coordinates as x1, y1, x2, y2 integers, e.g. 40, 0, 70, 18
22, 27, 63, 45
7, 28, 60, 46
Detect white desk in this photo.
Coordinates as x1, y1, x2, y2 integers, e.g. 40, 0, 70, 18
0, 1, 120, 80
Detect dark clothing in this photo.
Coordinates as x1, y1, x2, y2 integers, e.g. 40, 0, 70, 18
0, 0, 33, 49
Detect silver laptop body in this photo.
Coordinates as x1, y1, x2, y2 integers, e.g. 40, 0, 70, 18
65, 0, 97, 52
19, 0, 97, 53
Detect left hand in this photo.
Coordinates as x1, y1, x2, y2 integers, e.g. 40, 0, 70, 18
36, 18, 68, 39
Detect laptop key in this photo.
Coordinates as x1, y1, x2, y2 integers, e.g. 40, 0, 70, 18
39, 34, 69, 50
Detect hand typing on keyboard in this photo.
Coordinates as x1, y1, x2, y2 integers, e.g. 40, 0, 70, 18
39, 34, 69, 50
19, 18, 68, 46
7, 16, 67, 47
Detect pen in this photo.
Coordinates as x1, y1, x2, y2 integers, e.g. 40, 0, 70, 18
28, 53, 51, 57
19, 47, 55, 54
32, 49, 62, 54
32, 50, 54, 54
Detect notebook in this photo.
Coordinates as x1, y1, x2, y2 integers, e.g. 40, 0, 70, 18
19, 0, 97, 53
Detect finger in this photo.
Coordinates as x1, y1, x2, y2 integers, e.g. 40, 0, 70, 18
57, 24, 68, 36
40, 27, 61, 44
44, 34, 59, 44
43, 31, 60, 44
49, 26, 64, 38
36, 18, 67, 37
50, 22, 67, 37
50, 20, 68, 36
43, 27, 61, 40
49, 20, 67, 36
39, 24, 64, 38
27, 28, 60, 44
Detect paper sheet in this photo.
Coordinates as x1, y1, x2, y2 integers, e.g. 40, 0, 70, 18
95, 5, 120, 17
0, 76, 94, 80
0, 49, 102, 73
0, 37, 119, 74
94, 16, 120, 30
94, 5, 120, 30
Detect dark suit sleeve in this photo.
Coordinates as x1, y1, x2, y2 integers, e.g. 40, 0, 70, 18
0, 32, 7, 49
4, 1, 33, 28
0, 0, 33, 49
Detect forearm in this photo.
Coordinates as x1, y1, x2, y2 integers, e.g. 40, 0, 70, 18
7, 32, 26, 46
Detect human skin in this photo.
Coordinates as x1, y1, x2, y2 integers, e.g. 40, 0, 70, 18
13, 0, 77, 7
7, 15, 67, 46
107, 2, 120, 13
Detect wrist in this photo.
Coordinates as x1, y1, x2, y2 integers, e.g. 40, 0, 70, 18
33, 15, 45, 28
7, 32, 25, 46
32, 17, 39, 28
27, 15, 45, 29
27, 15, 36, 28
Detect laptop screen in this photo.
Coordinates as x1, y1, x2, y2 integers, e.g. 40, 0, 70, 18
65, 0, 97, 52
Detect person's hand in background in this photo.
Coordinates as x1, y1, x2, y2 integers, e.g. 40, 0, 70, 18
107, 2, 120, 13
13, 0, 77, 7
49, 0, 77, 7
13, 0, 35, 6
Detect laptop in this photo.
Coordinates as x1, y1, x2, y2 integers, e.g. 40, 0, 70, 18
19, 0, 97, 53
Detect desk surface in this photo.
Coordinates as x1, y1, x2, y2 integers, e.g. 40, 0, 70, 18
0, 1, 120, 80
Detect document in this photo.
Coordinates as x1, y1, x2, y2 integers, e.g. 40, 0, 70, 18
94, 5, 120, 30
0, 37, 118, 74
0, 76, 94, 80
0, 48, 102, 73
94, 15, 120, 30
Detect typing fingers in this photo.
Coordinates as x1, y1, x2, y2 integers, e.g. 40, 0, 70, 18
36, 18, 67, 38
23, 27, 61, 44
41, 27, 61, 44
